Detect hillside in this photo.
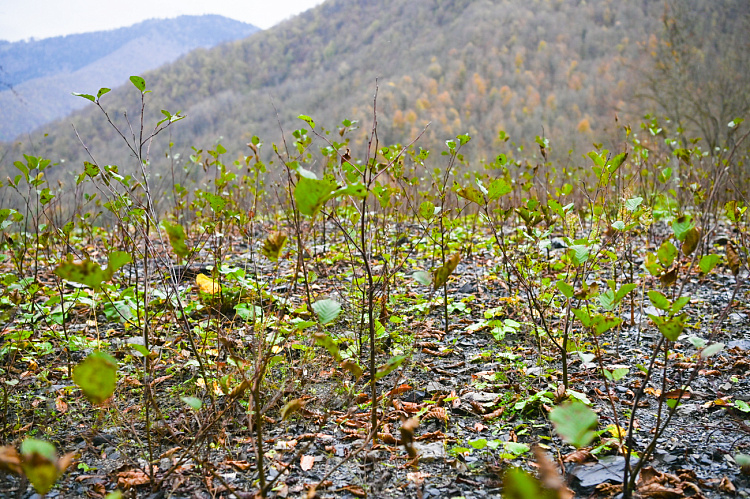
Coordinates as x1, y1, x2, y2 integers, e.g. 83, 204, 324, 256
3, 0, 743, 176
0, 15, 259, 141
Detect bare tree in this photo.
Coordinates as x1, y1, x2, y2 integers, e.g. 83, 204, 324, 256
641, 0, 750, 152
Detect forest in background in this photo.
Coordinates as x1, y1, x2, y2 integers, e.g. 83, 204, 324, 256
0, 15, 259, 141
2, 0, 748, 182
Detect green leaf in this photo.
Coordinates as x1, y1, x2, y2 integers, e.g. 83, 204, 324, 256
687, 336, 707, 348
72, 92, 95, 102
298, 114, 316, 129
504, 441, 530, 456
566, 389, 592, 405
73, 351, 117, 404
699, 254, 720, 274
657, 240, 678, 267
591, 313, 622, 335
129, 76, 146, 92
419, 201, 438, 220
469, 438, 488, 449
313, 332, 341, 362
700, 342, 724, 359
556, 280, 574, 299
488, 177, 512, 200
644, 252, 663, 276
161, 221, 189, 259
502, 468, 558, 499
568, 245, 589, 265
650, 313, 686, 341
96, 88, 111, 99
549, 401, 598, 448
20, 438, 62, 495
128, 344, 150, 357
611, 221, 626, 231
312, 298, 341, 325
671, 296, 690, 313
671, 215, 695, 241
605, 368, 629, 381
455, 183, 484, 205
412, 271, 432, 286
294, 175, 337, 216
614, 283, 638, 303
572, 308, 592, 328
625, 197, 643, 212
181, 396, 203, 410
55, 258, 108, 289
607, 152, 628, 174
375, 355, 406, 379
647, 290, 671, 310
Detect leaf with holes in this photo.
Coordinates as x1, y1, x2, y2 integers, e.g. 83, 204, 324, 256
657, 240, 678, 267
672, 215, 695, 241
129, 76, 146, 92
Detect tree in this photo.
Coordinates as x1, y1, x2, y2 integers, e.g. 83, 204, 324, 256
641, 0, 750, 152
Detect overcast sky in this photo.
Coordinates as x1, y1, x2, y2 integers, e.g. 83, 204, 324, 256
0, 0, 326, 42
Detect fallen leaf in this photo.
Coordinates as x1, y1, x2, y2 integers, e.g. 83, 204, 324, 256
225, 460, 252, 470
718, 476, 736, 493
196, 273, 220, 295
117, 469, 150, 489
563, 448, 594, 463
0, 446, 21, 474
300, 455, 315, 471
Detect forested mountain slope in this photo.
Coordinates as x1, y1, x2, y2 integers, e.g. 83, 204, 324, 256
0, 15, 259, 140
3, 0, 744, 176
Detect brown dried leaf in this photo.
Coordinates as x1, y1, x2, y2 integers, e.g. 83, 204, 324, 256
660, 267, 678, 287
0, 446, 21, 475
563, 448, 594, 463
483, 407, 505, 421
117, 469, 150, 489
682, 227, 701, 256
400, 417, 420, 459
727, 241, 741, 276
225, 460, 252, 470
280, 398, 306, 420
718, 476, 736, 493
534, 446, 574, 499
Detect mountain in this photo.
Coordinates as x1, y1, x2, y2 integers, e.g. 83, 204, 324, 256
1, 0, 710, 176
0, 15, 259, 141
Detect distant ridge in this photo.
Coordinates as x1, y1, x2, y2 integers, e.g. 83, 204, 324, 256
0, 15, 259, 140
9, 0, 725, 174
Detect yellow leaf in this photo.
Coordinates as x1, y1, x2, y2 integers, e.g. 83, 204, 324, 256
196, 273, 220, 295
